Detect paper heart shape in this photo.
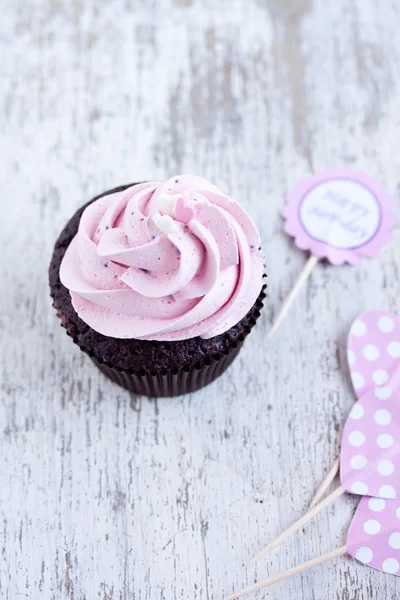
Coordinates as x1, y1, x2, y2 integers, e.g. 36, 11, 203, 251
340, 390, 400, 498
347, 496, 400, 575
175, 196, 196, 224
340, 310, 400, 499
347, 310, 400, 399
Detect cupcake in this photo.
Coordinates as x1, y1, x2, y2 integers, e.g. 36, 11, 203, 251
49, 175, 266, 396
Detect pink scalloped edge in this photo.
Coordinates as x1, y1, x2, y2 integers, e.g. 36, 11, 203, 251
282, 169, 396, 265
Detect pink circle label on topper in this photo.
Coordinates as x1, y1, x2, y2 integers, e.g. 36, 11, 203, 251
283, 169, 396, 265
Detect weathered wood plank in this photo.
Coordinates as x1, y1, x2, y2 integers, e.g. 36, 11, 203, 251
1, 0, 400, 598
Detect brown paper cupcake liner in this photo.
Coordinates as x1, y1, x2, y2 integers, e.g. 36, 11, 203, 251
56, 284, 266, 397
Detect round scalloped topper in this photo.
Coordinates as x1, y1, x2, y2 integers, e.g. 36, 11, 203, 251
283, 169, 396, 265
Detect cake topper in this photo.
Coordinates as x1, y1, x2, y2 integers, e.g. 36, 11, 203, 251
226, 310, 400, 599
309, 309, 400, 508
269, 170, 395, 338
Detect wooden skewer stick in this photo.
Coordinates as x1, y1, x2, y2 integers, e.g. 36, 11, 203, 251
268, 254, 320, 339
252, 485, 345, 562
225, 545, 347, 600
308, 457, 340, 509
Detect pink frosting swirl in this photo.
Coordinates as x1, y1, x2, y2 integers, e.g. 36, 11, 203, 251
60, 175, 264, 341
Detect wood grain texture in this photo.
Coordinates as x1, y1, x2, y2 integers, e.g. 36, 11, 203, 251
1, 1, 400, 598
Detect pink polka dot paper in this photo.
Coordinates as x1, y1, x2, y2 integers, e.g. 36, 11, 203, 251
341, 311, 400, 499
347, 496, 400, 576
347, 310, 400, 399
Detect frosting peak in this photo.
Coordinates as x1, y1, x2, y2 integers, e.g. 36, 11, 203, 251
60, 175, 264, 341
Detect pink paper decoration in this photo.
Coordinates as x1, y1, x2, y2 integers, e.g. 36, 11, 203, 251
347, 310, 400, 398
348, 496, 400, 575
227, 310, 400, 600
283, 169, 395, 265
341, 310, 400, 499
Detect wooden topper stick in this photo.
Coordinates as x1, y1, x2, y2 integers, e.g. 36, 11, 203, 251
268, 254, 319, 339
309, 457, 340, 509
225, 545, 347, 600
252, 485, 345, 562
274, 171, 395, 336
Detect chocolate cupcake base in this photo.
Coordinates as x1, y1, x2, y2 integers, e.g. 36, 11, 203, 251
91, 343, 242, 396
50, 184, 266, 397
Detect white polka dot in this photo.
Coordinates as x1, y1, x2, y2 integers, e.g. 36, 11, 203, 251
349, 431, 366, 447
351, 455, 367, 470
373, 370, 389, 385
382, 558, 400, 574
378, 460, 395, 476
375, 387, 392, 400
388, 342, 400, 358
389, 533, 400, 550
368, 498, 386, 512
351, 481, 369, 495
352, 320, 367, 337
356, 546, 373, 564
374, 409, 392, 426
377, 433, 394, 449
378, 316, 395, 333
348, 350, 356, 366
397, 508, 400, 519
352, 373, 365, 390
363, 344, 380, 361
350, 404, 364, 420
379, 485, 396, 498
364, 519, 381, 535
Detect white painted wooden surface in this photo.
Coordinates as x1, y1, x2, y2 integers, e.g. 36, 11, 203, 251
1, 1, 400, 598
